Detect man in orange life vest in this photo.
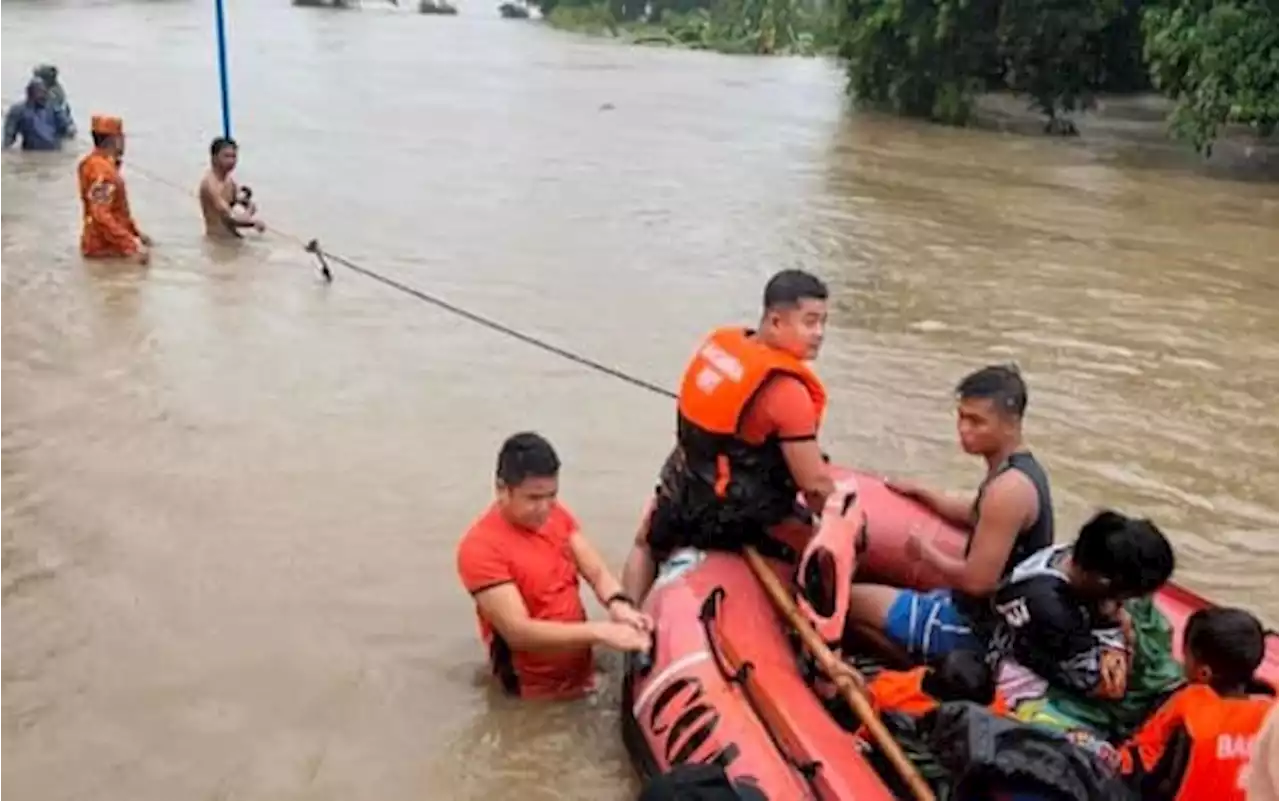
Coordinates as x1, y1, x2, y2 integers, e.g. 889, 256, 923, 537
621, 269, 835, 601
78, 115, 151, 264
1117, 606, 1275, 801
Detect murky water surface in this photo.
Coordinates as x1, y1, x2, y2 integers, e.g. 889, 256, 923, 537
3, 1, 1276, 799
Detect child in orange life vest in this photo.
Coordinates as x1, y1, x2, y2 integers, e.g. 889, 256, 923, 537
1117, 607, 1275, 801
857, 650, 1009, 740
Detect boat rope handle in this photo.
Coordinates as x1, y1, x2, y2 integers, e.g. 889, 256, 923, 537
701, 586, 824, 784
698, 587, 751, 686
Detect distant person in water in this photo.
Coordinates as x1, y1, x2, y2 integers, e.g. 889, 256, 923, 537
199, 136, 265, 238
32, 64, 75, 138
79, 115, 151, 263
3, 78, 72, 151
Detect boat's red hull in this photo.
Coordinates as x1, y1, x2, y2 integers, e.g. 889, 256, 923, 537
622, 465, 1278, 798
622, 549, 896, 799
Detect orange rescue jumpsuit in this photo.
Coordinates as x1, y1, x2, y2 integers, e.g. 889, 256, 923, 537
78, 116, 141, 258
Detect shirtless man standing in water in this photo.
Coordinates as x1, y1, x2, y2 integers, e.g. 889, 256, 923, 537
199, 136, 265, 238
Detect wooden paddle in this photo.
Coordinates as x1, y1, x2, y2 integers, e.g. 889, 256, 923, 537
743, 546, 937, 801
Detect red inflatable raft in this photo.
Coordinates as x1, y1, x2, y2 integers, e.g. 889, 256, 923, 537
621, 465, 1279, 799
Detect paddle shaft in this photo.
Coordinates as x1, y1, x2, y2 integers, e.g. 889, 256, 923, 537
743, 546, 937, 801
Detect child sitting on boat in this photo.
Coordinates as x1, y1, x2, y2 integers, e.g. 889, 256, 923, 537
1116, 606, 1275, 800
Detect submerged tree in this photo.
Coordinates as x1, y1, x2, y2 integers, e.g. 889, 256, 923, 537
1142, 0, 1278, 153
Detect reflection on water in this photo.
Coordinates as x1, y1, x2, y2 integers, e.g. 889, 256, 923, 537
2, 1, 1276, 800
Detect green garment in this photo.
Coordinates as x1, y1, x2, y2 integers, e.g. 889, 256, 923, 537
1041, 596, 1185, 740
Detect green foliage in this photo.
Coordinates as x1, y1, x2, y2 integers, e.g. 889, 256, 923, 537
840, 0, 1138, 126
546, 1, 620, 33
1142, 0, 1278, 152
544, 0, 840, 56
839, 0, 998, 124
997, 0, 1123, 131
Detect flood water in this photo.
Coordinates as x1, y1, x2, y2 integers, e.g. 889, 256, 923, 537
2, 1, 1276, 799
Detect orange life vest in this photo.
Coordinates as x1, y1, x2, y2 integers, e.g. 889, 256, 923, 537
854, 667, 1009, 740
1120, 683, 1275, 801
650, 327, 826, 558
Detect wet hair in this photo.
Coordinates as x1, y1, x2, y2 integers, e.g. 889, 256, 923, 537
956, 364, 1028, 418
1072, 509, 1175, 598
763, 269, 828, 312
1185, 607, 1266, 690
922, 650, 997, 705
496, 432, 560, 487
210, 136, 238, 158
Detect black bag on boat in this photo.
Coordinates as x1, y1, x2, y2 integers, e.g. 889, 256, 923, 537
636, 763, 768, 801
924, 702, 1137, 801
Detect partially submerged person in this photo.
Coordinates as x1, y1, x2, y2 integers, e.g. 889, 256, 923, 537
620, 269, 835, 602
1117, 607, 1275, 800
457, 432, 653, 700
32, 64, 75, 138
844, 365, 1054, 664
78, 115, 151, 263
3, 78, 72, 151
199, 137, 265, 238
990, 510, 1176, 704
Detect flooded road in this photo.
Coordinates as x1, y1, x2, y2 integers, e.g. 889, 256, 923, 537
2, 1, 1276, 799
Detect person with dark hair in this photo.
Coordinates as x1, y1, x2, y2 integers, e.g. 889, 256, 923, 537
844, 364, 1055, 664
988, 509, 1176, 703
199, 136, 265, 238
77, 115, 150, 263
1117, 607, 1274, 800
620, 269, 835, 602
456, 432, 653, 700
4, 78, 71, 151
32, 64, 75, 138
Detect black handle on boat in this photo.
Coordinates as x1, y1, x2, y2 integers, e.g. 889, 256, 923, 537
698, 587, 750, 685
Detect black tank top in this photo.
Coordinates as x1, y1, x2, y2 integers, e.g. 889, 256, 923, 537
956, 451, 1054, 622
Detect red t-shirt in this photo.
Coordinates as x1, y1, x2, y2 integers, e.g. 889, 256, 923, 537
456, 502, 594, 699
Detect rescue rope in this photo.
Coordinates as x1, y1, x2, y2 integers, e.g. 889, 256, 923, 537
129, 164, 678, 400
114, 166, 1280, 628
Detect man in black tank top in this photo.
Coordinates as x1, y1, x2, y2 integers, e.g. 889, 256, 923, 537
844, 365, 1055, 665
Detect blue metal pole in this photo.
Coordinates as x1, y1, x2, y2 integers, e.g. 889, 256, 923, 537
214, 0, 232, 139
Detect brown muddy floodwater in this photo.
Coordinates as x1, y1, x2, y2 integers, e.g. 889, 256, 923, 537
2, 1, 1276, 799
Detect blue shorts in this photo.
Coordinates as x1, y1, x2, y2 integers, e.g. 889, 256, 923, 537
884, 588, 981, 663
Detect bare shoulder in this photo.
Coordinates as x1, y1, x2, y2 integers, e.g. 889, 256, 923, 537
197, 172, 217, 198
981, 468, 1037, 512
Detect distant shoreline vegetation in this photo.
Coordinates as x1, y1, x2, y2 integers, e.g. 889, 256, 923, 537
515, 0, 1276, 155
537, 0, 841, 57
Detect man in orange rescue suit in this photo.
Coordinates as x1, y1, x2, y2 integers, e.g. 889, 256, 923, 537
1117, 607, 1276, 801
621, 269, 835, 602
79, 115, 150, 264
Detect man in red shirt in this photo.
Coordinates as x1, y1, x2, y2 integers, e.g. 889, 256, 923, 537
457, 432, 653, 700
